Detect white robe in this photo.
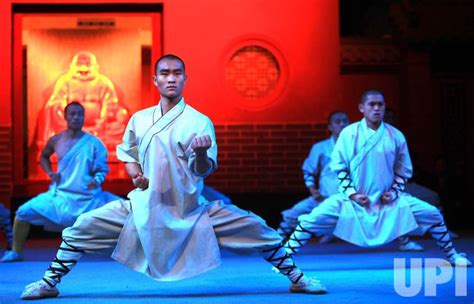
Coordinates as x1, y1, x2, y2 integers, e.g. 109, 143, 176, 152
328, 119, 418, 247
114, 98, 221, 281
16, 133, 120, 231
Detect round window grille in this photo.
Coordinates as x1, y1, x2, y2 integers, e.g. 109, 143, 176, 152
225, 45, 280, 100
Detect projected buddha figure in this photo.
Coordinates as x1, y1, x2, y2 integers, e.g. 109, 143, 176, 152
39, 51, 129, 150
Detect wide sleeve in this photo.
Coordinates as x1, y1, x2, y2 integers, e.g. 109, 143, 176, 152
92, 138, 110, 185
389, 132, 413, 199
330, 129, 357, 198
187, 117, 217, 178
302, 143, 321, 188
116, 114, 139, 163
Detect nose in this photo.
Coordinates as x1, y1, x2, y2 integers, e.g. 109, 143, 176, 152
167, 74, 176, 82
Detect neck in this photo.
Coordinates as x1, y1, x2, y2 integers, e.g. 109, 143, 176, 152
160, 96, 182, 115
366, 120, 381, 131
66, 129, 84, 138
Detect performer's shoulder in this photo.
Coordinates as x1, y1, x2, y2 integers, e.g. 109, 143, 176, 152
313, 137, 332, 149
84, 132, 107, 148
384, 123, 405, 137
340, 121, 359, 135
183, 103, 212, 124
131, 105, 157, 118
47, 133, 62, 145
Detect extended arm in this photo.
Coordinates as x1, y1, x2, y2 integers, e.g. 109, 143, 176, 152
124, 162, 148, 189
87, 140, 110, 190
383, 138, 413, 203
330, 129, 369, 205
191, 135, 213, 176
40, 136, 60, 184
302, 144, 323, 200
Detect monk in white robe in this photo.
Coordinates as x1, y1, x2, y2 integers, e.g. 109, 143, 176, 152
277, 111, 349, 238
284, 90, 471, 268
21, 54, 326, 300
2, 102, 120, 263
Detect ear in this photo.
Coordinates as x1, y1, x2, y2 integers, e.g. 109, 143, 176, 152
152, 75, 158, 86
358, 103, 364, 113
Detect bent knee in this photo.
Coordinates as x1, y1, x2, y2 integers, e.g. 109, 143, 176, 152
298, 212, 327, 228
413, 201, 443, 222
64, 212, 94, 235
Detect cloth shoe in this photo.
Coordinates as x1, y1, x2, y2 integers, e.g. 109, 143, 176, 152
290, 275, 327, 294
1, 250, 23, 262
399, 241, 424, 252
446, 253, 472, 267
21, 280, 59, 300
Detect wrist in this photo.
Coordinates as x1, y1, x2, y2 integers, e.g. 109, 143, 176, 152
131, 172, 142, 179
194, 150, 208, 158
93, 176, 101, 185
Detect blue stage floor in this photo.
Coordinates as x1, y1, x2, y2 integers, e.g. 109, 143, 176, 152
1, 234, 473, 304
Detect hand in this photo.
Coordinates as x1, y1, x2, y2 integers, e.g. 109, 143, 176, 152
132, 173, 149, 190
349, 193, 370, 206
49, 172, 61, 184
191, 135, 212, 155
86, 178, 99, 190
381, 191, 393, 204
309, 187, 324, 201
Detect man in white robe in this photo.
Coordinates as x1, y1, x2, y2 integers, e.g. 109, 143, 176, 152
278, 111, 423, 250
283, 89, 471, 268
21, 54, 327, 300
1, 102, 120, 263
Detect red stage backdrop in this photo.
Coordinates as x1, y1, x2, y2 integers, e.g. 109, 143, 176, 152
0, 1, 413, 205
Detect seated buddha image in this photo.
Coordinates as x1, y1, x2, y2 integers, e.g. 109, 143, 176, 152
37, 51, 129, 152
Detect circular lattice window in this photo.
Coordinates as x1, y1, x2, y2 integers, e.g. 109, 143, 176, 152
225, 45, 281, 100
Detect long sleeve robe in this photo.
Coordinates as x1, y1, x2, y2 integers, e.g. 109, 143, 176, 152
328, 119, 419, 247
113, 99, 221, 281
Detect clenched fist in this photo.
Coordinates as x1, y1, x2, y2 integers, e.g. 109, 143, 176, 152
132, 173, 149, 190
381, 191, 393, 204
191, 135, 212, 155
349, 193, 370, 206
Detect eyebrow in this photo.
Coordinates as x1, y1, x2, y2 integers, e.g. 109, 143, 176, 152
159, 68, 183, 72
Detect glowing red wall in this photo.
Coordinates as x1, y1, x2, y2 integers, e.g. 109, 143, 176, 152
0, 0, 341, 199
162, 0, 341, 124
1, 0, 341, 126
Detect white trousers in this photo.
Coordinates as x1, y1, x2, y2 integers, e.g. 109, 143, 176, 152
62, 199, 281, 256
